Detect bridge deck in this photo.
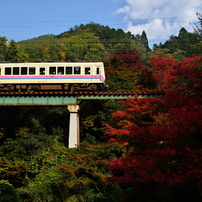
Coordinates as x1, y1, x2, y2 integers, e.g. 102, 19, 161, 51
0, 91, 162, 106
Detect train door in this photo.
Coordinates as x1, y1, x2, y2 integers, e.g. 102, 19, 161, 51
39, 67, 47, 82
91, 66, 100, 82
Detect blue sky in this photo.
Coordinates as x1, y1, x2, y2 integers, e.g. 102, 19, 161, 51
0, 0, 201, 48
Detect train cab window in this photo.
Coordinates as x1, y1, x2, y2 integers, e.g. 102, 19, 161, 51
85, 67, 90, 74
96, 68, 100, 74
21, 67, 27, 75
29, 67, 35, 75
13, 67, 19, 75
40, 67, 45, 75
57, 66, 64, 75
74, 66, 80, 74
66, 66, 72, 74
49, 67, 56, 75
5, 67, 11, 75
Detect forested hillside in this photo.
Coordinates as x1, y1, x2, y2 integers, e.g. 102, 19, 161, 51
0, 14, 202, 202
17, 22, 149, 62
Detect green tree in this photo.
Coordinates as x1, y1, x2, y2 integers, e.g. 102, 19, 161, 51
62, 29, 105, 61
0, 180, 20, 202
157, 27, 201, 58
18, 22, 151, 61
58, 22, 137, 51
0, 37, 29, 62
193, 12, 202, 36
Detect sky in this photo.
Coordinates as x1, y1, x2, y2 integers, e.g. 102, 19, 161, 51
0, 0, 201, 48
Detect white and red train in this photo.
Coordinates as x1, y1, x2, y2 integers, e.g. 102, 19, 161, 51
0, 62, 105, 91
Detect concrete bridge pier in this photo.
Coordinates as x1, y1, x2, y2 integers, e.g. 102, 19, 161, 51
67, 104, 80, 148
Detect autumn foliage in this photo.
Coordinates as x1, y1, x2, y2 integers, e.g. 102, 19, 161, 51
103, 49, 145, 91
104, 55, 202, 200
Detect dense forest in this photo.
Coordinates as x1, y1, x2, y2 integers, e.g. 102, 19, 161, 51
0, 13, 202, 202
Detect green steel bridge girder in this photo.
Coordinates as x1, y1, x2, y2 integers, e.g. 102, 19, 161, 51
0, 93, 162, 106
0, 95, 78, 106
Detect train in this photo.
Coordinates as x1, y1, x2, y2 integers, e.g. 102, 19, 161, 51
0, 62, 106, 91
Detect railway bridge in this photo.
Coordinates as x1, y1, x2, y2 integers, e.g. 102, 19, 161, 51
0, 91, 162, 148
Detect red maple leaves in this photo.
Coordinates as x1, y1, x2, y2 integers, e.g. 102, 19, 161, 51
104, 55, 202, 187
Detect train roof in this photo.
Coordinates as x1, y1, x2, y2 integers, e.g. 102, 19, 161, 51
0, 62, 104, 65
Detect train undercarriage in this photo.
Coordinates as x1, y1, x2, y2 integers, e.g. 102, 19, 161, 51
0, 83, 104, 92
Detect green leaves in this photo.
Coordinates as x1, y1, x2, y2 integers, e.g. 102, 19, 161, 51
0, 180, 20, 202
0, 37, 29, 62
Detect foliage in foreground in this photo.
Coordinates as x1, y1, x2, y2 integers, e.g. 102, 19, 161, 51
104, 56, 202, 201
0, 180, 20, 202
0, 125, 126, 202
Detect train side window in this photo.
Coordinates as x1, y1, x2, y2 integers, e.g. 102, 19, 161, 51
40, 67, 45, 75
85, 67, 90, 74
57, 66, 64, 75
96, 68, 100, 74
49, 66, 56, 75
0, 68, 1, 75
5, 67, 11, 75
66, 66, 72, 74
74, 66, 80, 74
29, 67, 35, 75
21, 67, 27, 75
13, 67, 19, 75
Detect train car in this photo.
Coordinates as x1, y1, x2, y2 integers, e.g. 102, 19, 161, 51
0, 62, 105, 91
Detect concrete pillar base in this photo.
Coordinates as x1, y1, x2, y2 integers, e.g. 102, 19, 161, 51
68, 105, 80, 148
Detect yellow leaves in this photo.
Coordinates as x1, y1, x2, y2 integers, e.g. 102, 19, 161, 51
42, 47, 49, 53
82, 115, 97, 127
15, 127, 31, 138
59, 51, 66, 59
0, 180, 12, 186
149, 48, 175, 58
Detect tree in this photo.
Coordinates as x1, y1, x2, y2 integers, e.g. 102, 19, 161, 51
103, 49, 145, 91
19, 29, 105, 62
193, 12, 202, 36
139, 31, 150, 50
58, 22, 143, 52
104, 56, 202, 201
156, 27, 201, 58
0, 104, 126, 201
63, 29, 105, 62
149, 56, 176, 90
0, 180, 20, 202
0, 37, 29, 62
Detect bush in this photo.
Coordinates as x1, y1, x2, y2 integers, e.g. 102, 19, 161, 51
0, 180, 20, 202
